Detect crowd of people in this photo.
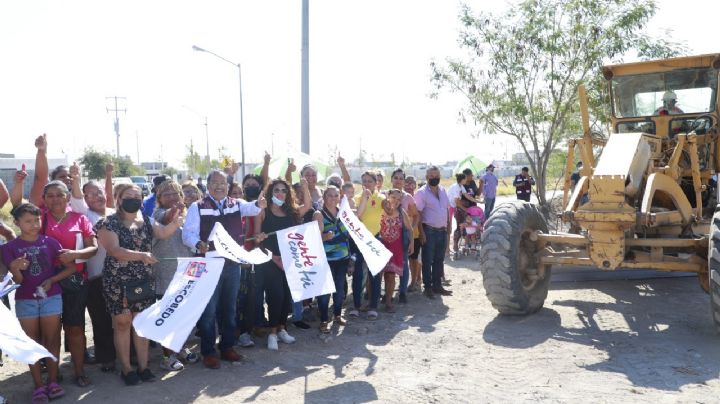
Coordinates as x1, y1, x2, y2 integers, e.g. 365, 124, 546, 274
0, 135, 537, 403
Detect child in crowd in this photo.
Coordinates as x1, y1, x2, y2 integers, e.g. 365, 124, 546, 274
379, 190, 413, 312
341, 183, 356, 209
1, 203, 75, 403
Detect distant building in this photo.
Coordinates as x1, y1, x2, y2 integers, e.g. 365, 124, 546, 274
141, 161, 168, 176
0, 156, 70, 199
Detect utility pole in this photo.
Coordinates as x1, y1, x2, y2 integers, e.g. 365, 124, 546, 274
301, 0, 310, 154
106, 96, 127, 158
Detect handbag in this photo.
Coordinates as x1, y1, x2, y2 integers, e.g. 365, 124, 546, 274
123, 278, 154, 304
58, 270, 85, 293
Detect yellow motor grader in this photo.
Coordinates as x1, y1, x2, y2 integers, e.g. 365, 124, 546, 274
479, 53, 720, 330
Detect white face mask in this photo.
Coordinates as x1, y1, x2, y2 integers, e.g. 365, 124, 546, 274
271, 195, 285, 206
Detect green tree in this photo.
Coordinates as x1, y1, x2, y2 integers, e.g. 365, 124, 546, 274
79, 147, 113, 179
431, 0, 682, 205
113, 155, 145, 176
183, 145, 205, 177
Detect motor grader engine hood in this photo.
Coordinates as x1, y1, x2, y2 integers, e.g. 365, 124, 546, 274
575, 132, 654, 269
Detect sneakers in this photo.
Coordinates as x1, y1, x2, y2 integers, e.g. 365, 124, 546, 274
319, 321, 331, 334
348, 309, 360, 318
160, 355, 184, 371
334, 315, 347, 326
237, 332, 255, 348
179, 348, 199, 364
278, 329, 296, 344
267, 334, 279, 351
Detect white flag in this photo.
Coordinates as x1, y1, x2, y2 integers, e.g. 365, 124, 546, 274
338, 196, 392, 275
133, 258, 225, 352
0, 303, 56, 364
208, 222, 271, 265
277, 221, 336, 302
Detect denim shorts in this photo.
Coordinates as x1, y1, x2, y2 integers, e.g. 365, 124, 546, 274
15, 294, 63, 319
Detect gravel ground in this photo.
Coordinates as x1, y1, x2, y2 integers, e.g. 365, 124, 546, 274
2, 257, 720, 403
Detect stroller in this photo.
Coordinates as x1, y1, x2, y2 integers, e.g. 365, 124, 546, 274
457, 205, 484, 258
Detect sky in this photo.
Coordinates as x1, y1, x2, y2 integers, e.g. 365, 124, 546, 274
0, 0, 717, 172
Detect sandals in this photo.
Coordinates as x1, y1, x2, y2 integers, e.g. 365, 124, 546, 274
46, 382, 65, 399
32, 386, 49, 404
348, 309, 360, 318
385, 304, 396, 313
367, 310, 378, 320
334, 315, 347, 326
319, 321, 331, 334
74, 375, 91, 388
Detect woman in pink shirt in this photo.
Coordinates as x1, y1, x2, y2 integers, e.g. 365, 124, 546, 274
41, 181, 98, 388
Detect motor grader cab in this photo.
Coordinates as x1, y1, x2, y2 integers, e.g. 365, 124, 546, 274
479, 53, 720, 331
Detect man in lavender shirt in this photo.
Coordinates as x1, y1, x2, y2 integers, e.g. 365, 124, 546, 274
414, 166, 452, 298
479, 164, 499, 216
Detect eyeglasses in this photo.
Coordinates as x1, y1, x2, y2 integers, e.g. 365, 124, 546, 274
273, 188, 288, 194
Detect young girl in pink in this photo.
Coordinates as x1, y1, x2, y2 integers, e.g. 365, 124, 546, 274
379, 189, 414, 313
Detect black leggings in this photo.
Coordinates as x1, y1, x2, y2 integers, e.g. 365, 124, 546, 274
257, 261, 292, 328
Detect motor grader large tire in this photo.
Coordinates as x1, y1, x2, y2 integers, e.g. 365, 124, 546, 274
708, 210, 720, 332
479, 201, 552, 315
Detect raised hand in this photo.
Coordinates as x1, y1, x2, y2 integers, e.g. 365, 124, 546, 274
264, 151, 271, 164
336, 155, 345, 166
69, 162, 81, 181
287, 159, 296, 173
256, 189, 268, 209
15, 170, 28, 184
35, 134, 47, 152
105, 162, 114, 176
361, 187, 371, 201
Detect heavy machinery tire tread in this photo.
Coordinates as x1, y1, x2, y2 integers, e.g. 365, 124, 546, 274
708, 210, 720, 333
479, 201, 551, 315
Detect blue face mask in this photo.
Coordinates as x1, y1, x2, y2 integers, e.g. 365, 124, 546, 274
271, 196, 285, 207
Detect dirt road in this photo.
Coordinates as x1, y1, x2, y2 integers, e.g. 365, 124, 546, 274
2, 259, 719, 403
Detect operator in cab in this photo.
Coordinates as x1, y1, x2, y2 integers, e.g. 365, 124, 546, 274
654, 90, 684, 115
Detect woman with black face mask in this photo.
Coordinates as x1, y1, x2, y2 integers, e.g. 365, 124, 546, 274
96, 183, 184, 386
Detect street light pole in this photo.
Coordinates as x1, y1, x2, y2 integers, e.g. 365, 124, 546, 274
192, 45, 246, 178
238, 64, 245, 178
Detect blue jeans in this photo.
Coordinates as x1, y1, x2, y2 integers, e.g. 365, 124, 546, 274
292, 301, 304, 322
352, 252, 382, 310
421, 225, 447, 290
198, 261, 240, 356
318, 258, 350, 321
485, 197, 496, 217
398, 225, 411, 295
